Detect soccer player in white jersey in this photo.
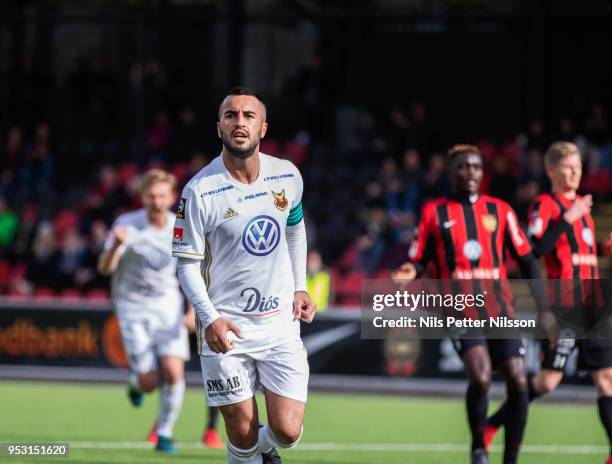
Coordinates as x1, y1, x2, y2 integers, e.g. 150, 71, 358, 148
173, 87, 316, 464
98, 169, 191, 453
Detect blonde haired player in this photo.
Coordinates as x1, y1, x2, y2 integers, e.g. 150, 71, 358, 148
98, 169, 191, 453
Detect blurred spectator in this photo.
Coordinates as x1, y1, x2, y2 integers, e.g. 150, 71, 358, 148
147, 111, 173, 153
488, 156, 517, 203
55, 227, 88, 289
0, 197, 18, 257
306, 250, 332, 312
170, 107, 201, 162
27, 222, 58, 289
421, 153, 450, 201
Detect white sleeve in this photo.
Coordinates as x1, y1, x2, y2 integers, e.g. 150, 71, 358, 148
172, 184, 206, 260
286, 162, 307, 292
176, 257, 220, 328
286, 220, 307, 292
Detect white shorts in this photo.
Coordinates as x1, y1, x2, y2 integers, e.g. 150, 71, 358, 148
118, 312, 190, 374
200, 340, 309, 407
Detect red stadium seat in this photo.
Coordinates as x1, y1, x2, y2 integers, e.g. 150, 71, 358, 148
0, 261, 11, 286
334, 271, 367, 308
33, 287, 55, 301
60, 288, 81, 301
86, 288, 110, 302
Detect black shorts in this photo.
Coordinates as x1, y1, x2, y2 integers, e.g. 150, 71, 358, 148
578, 339, 612, 371
452, 338, 525, 367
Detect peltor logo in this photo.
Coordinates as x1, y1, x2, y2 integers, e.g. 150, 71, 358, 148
271, 189, 289, 211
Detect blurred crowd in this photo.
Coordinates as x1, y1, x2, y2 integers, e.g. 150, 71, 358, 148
1, 57, 612, 305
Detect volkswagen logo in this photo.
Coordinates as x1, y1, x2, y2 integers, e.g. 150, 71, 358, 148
242, 215, 281, 256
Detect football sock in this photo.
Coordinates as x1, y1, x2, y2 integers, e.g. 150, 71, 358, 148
597, 396, 612, 456
227, 441, 262, 464
466, 383, 488, 451
208, 406, 220, 430
258, 424, 302, 452
489, 375, 539, 428
157, 380, 185, 437
503, 381, 528, 464
128, 371, 142, 393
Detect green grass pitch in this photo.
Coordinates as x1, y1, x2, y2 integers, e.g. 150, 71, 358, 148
0, 380, 608, 463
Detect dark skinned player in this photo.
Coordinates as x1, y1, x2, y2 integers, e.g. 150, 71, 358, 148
392, 144, 550, 464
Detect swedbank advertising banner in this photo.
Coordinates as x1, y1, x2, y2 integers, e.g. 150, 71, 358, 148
362, 279, 612, 340
0, 303, 130, 368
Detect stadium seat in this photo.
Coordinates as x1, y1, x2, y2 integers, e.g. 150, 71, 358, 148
59, 288, 81, 301
334, 271, 367, 307
86, 288, 110, 302
0, 261, 11, 286
33, 287, 55, 301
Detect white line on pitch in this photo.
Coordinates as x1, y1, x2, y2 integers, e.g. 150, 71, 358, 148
67, 441, 608, 454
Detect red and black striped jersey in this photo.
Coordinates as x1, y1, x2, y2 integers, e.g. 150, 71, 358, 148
527, 193, 598, 280
409, 194, 532, 279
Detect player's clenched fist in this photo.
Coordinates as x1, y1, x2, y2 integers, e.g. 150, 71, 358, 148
205, 318, 244, 354
563, 194, 592, 223
111, 225, 129, 245
293, 291, 316, 323
391, 262, 417, 287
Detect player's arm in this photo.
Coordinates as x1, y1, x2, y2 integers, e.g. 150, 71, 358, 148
505, 205, 557, 344
528, 195, 592, 258
97, 225, 129, 276
173, 185, 242, 354
286, 165, 316, 323
391, 204, 435, 283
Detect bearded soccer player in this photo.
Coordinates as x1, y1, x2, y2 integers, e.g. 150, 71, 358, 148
98, 170, 191, 453
173, 87, 315, 464
485, 141, 612, 464
392, 144, 548, 464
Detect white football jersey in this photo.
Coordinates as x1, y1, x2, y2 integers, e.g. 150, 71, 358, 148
172, 153, 304, 356
106, 209, 183, 320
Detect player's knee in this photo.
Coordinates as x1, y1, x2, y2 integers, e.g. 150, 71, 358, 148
539, 375, 560, 394
271, 424, 303, 448
138, 372, 158, 392
594, 369, 612, 396
470, 371, 492, 391
506, 371, 528, 392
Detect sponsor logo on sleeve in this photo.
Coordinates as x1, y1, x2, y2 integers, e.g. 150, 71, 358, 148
506, 211, 524, 246
176, 198, 186, 219
173, 227, 184, 241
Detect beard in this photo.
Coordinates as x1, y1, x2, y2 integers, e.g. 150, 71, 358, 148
221, 131, 260, 159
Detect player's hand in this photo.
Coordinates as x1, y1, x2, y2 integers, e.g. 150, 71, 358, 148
205, 318, 243, 354
563, 194, 592, 223
602, 232, 612, 256
391, 262, 417, 287
183, 305, 196, 333
112, 226, 129, 246
294, 291, 316, 323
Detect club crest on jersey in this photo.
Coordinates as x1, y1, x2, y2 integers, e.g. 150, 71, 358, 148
582, 227, 594, 246
176, 198, 186, 219
481, 214, 497, 232
271, 189, 289, 211
173, 227, 184, 241
463, 240, 482, 261
242, 215, 281, 256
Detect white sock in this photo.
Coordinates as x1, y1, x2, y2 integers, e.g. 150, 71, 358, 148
257, 425, 275, 454
128, 372, 141, 392
227, 441, 262, 464
156, 380, 185, 437
258, 424, 302, 452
